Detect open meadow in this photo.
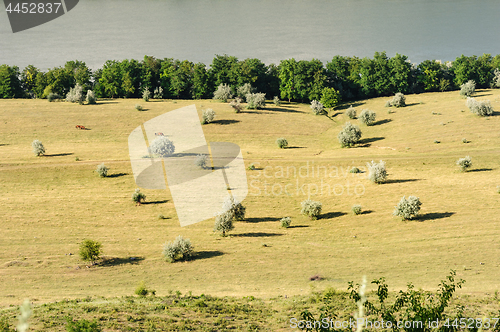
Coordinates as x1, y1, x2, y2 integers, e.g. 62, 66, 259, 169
0, 90, 500, 329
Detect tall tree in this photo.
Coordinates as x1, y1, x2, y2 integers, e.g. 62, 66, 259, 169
0, 65, 23, 98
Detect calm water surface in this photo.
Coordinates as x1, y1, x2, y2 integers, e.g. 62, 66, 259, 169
1, 0, 500, 70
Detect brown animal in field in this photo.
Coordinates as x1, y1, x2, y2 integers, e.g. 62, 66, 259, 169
75, 125, 87, 130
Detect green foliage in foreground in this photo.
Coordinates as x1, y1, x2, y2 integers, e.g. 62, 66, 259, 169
0, 272, 498, 332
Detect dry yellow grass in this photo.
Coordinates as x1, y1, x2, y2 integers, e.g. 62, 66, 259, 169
0, 90, 499, 307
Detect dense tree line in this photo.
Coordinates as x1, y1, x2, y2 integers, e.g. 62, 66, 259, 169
1, 52, 500, 102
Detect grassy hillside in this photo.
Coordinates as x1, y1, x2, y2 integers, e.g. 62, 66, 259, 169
0, 90, 499, 312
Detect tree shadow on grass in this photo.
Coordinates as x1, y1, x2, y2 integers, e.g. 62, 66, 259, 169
473, 93, 493, 97
286, 146, 306, 149
142, 200, 168, 205
359, 137, 385, 145
214, 119, 240, 125
385, 179, 420, 184
193, 250, 224, 261
232, 232, 284, 238
336, 102, 365, 110
99, 256, 145, 267
0, 144, 8, 146
287, 225, 310, 229
361, 210, 374, 215
320, 212, 347, 219
405, 102, 422, 107
245, 217, 281, 223
469, 168, 494, 173
373, 119, 392, 126
264, 107, 304, 114
45, 153, 74, 157
417, 212, 455, 221
107, 173, 128, 178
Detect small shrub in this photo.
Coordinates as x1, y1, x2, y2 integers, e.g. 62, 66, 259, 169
157, 214, 166, 220
351, 205, 362, 215
31, 139, 45, 156
460, 80, 475, 97
384, 100, 392, 107
389, 92, 406, 107
201, 109, 216, 124
163, 235, 194, 262
79, 239, 102, 264
148, 136, 175, 157
466, 97, 493, 116
310, 100, 325, 115
135, 104, 143, 111
276, 137, 288, 149
273, 96, 281, 106
66, 318, 102, 332
246, 93, 266, 109
194, 154, 208, 169
213, 83, 233, 102
367, 160, 388, 184
393, 196, 422, 220
66, 83, 84, 104
346, 106, 356, 119
75, 156, 80, 161
86, 90, 96, 104
434, 140, 440, 144
153, 86, 164, 99
132, 188, 146, 204
236, 83, 253, 100
134, 281, 155, 297
358, 109, 376, 126
222, 196, 245, 221
337, 122, 362, 148
456, 156, 472, 172
230, 97, 243, 113
350, 167, 360, 173
462, 138, 468, 143
280, 217, 291, 228
491, 68, 500, 88
247, 163, 256, 170
214, 210, 234, 237
95, 163, 109, 178
439, 78, 450, 92
142, 89, 151, 101
301, 200, 322, 220
47, 92, 60, 102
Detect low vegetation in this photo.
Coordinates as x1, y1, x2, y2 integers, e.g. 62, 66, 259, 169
201, 108, 216, 124
79, 239, 102, 265
393, 195, 422, 220
163, 235, 194, 263
301, 200, 322, 220
338, 122, 362, 147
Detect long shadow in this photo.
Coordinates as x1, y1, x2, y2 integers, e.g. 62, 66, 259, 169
361, 210, 374, 215
193, 250, 224, 261
142, 200, 168, 205
373, 119, 392, 126
405, 102, 421, 107
320, 212, 347, 219
385, 179, 420, 184
473, 93, 493, 97
245, 217, 281, 223
264, 107, 304, 114
359, 137, 385, 144
45, 153, 74, 157
107, 173, 128, 178
336, 102, 365, 110
96, 101, 119, 104
99, 256, 145, 267
469, 168, 493, 173
417, 212, 455, 221
287, 225, 310, 229
491, 111, 500, 116
0, 144, 8, 146
232, 232, 283, 238
215, 119, 240, 125
286, 146, 306, 149
328, 111, 343, 118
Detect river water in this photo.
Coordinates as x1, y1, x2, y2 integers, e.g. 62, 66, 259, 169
1, 0, 500, 70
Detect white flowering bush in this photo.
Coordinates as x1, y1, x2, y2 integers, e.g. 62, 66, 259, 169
301, 200, 322, 220
358, 109, 376, 126
352, 205, 362, 215
214, 210, 234, 236
86, 90, 96, 104
31, 139, 45, 156
237, 83, 253, 100
338, 122, 362, 148
491, 68, 500, 88
367, 160, 388, 184
456, 155, 472, 172
132, 188, 146, 204
346, 106, 357, 119
230, 97, 243, 113
148, 136, 175, 157
273, 96, 281, 106
310, 100, 325, 115
153, 86, 164, 99
276, 137, 288, 149
466, 97, 493, 116
66, 83, 84, 104
246, 93, 266, 109
202, 109, 216, 124
96, 163, 109, 177
389, 92, 406, 107
194, 154, 208, 168
213, 83, 233, 102
142, 89, 151, 101
222, 195, 246, 221
460, 80, 475, 97
393, 196, 422, 220
163, 235, 194, 263
280, 217, 291, 228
